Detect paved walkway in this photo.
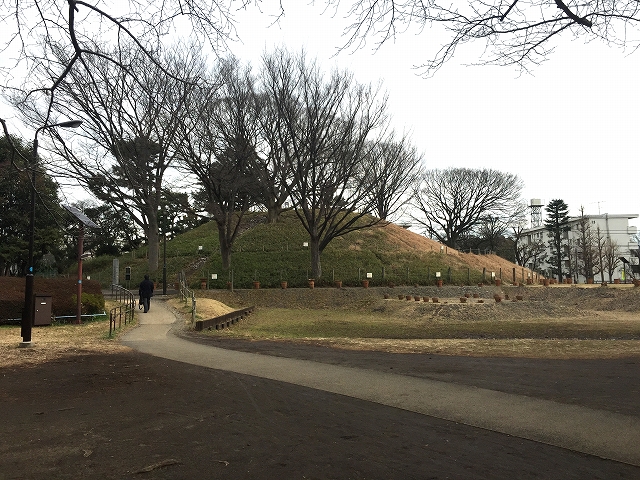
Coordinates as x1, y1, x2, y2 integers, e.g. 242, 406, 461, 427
122, 298, 640, 467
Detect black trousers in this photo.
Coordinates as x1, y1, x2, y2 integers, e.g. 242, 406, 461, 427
141, 296, 150, 312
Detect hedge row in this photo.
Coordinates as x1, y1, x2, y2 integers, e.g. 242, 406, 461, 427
0, 277, 103, 320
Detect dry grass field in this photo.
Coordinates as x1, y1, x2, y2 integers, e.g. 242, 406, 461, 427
0, 300, 132, 369
181, 285, 640, 359
2, 286, 639, 369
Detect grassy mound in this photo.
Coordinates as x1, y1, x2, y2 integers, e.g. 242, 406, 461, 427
80, 211, 535, 290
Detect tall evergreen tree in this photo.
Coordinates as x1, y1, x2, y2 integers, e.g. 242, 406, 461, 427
0, 134, 63, 276
544, 199, 570, 282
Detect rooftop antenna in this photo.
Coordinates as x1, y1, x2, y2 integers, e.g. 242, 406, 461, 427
587, 201, 605, 215
529, 199, 544, 228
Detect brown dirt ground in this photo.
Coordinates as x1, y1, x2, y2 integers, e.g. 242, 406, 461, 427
2, 286, 640, 479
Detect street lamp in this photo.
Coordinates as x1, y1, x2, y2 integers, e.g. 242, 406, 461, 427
64, 205, 98, 324
20, 120, 83, 347
162, 230, 167, 296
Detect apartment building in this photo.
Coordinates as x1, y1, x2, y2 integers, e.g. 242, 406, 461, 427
522, 213, 639, 283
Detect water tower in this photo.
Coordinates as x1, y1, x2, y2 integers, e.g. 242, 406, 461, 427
529, 199, 544, 228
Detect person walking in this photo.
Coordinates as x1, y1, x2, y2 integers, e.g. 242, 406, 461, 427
138, 274, 154, 313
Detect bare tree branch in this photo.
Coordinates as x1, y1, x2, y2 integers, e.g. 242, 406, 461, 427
323, 0, 640, 73
262, 47, 389, 279
412, 167, 524, 248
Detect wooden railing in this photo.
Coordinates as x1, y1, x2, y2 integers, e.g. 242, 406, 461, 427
194, 306, 255, 331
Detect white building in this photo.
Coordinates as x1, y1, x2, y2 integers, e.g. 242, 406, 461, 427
522, 212, 639, 283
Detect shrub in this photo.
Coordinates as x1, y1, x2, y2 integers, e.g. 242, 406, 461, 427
0, 277, 103, 319
72, 293, 106, 315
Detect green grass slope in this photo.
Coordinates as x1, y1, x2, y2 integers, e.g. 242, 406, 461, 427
81, 211, 534, 289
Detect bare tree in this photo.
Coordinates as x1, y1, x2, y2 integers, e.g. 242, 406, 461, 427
477, 217, 505, 253
3, 1, 262, 118
178, 57, 261, 270
253, 92, 292, 223
262, 48, 388, 279
1, 4, 265, 270
323, 0, 640, 74
2, 0, 277, 175
628, 234, 640, 280
575, 207, 600, 282
514, 234, 547, 272
478, 201, 527, 254
603, 239, 622, 283
41, 43, 205, 272
412, 168, 524, 249
594, 225, 607, 283
359, 133, 423, 221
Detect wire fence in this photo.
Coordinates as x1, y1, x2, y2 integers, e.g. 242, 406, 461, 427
185, 265, 538, 290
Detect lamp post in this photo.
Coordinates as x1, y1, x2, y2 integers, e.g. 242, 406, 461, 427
63, 204, 98, 325
162, 230, 167, 296
20, 120, 82, 347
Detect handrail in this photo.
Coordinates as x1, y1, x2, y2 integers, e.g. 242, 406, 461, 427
178, 271, 196, 324
109, 284, 136, 336
111, 283, 134, 304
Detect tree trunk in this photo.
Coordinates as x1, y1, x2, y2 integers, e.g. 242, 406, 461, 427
218, 225, 232, 270
310, 237, 322, 280
264, 196, 281, 224
266, 206, 280, 224
554, 235, 563, 282
147, 216, 159, 273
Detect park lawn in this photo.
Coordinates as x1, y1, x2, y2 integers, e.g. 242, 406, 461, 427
203, 306, 640, 359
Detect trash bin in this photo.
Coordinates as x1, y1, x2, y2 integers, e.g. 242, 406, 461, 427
33, 295, 52, 326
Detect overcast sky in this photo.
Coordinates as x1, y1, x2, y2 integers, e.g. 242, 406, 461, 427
228, 1, 638, 224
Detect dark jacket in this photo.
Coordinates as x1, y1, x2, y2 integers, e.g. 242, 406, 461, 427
139, 278, 154, 298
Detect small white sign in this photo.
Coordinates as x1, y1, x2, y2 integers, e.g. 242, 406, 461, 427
366, 272, 372, 279
198, 245, 203, 251
491, 271, 496, 278
211, 274, 217, 280
303, 242, 308, 247
435, 271, 441, 278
